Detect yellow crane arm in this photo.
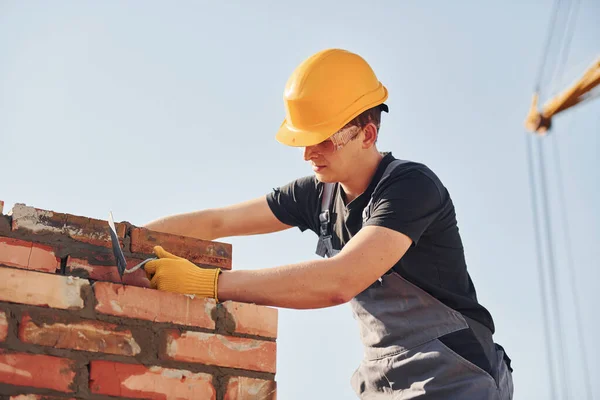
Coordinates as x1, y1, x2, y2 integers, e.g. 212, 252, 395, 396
525, 56, 600, 134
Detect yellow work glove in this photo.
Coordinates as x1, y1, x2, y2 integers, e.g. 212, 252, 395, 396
144, 246, 221, 301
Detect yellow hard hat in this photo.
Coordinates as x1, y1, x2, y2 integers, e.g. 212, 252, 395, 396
276, 48, 388, 147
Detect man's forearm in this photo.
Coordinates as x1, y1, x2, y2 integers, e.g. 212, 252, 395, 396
144, 197, 290, 240
217, 258, 353, 309
144, 210, 219, 240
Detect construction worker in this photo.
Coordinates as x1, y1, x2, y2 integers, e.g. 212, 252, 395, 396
144, 48, 514, 399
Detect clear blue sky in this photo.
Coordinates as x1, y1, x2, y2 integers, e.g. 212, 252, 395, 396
1, 1, 598, 399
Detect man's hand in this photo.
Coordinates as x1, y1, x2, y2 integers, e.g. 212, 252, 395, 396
144, 246, 221, 300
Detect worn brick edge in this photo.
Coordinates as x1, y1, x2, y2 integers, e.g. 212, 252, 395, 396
1, 203, 232, 270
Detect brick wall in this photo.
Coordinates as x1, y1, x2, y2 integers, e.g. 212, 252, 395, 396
0, 202, 278, 400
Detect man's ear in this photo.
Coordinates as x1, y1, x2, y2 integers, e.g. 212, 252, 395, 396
362, 123, 378, 148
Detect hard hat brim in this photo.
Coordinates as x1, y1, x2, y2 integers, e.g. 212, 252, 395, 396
275, 85, 389, 147
275, 121, 332, 147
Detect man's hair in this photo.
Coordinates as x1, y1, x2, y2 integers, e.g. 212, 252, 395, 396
339, 104, 386, 145
343, 104, 384, 131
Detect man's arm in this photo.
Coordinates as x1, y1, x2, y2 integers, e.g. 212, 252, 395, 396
144, 196, 292, 240
217, 225, 412, 309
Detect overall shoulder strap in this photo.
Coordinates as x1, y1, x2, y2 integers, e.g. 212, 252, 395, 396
320, 182, 335, 217
315, 183, 336, 258
381, 159, 408, 182
363, 159, 408, 221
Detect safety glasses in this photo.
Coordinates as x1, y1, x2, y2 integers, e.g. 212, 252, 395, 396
310, 125, 363, 154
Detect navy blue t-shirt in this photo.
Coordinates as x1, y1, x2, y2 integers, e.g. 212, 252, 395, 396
266, 152, 495, 333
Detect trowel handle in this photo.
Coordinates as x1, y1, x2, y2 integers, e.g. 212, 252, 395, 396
124, 257, 157, 274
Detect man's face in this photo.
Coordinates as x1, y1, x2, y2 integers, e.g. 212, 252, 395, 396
302, 125, 365, 183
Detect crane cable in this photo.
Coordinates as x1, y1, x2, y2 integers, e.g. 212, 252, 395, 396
545, 0, 593, 397
526, 0, 574, 399
525, 135, 558, 400
525, 3, 565, 398
525, 0, 594, 398
537, 2, 583, 398
524, 2, 563, 397
550, 117, 593, 400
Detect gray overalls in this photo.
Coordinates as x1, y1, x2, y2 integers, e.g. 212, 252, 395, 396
315, 160, 514, 399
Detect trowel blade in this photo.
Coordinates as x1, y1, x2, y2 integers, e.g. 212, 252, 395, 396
108, 211, 128, 278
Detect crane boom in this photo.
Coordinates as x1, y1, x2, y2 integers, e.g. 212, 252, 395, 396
525, 56, 600, 134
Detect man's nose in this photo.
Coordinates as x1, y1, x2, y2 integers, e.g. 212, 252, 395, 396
303, 146, 316, 161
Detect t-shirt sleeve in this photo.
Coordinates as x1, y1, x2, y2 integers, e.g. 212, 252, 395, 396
265, 175, 320, 233
363, 170, 443, 244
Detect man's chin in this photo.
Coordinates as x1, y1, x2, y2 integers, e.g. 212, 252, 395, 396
314, 172, 337, 184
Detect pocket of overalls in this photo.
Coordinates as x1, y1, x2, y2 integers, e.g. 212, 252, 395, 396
351, 270, 471, 365
377, 271, 470, 351
438, 328, 494, 381
436, 339, 498, 388
355, 339, 501, 399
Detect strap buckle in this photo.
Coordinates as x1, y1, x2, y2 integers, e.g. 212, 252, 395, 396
316, 234, 334, 258
319, 209, 330, 236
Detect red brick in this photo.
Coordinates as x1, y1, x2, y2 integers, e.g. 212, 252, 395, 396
163, 330, 276, 373
89, 360, 215, 400
0, 237, 60, 273
19, 314, 141, 356
66, 254, 150, 288
10, 395, 76, 400
222, 301, 278, 338
10, 204, 126, 248
0, 350, 76, 392
94, 282, 216, 329
224, 377, 277, 400
0, 310, 8, 341
0, 266, 88, 309
120, 271, 153, 288
130, 227, 232, 270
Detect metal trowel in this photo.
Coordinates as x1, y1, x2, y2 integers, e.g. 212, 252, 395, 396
108, 211, 156, 278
